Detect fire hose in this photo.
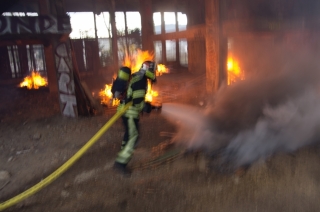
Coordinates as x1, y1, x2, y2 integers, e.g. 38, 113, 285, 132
0, 102, 133, 211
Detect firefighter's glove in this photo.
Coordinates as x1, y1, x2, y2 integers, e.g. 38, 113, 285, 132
117, 103, 125, 113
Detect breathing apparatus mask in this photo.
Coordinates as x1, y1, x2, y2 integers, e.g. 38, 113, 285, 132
140, 61, 157, 83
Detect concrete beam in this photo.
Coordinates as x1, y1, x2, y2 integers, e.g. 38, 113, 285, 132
140, 0, 154, 52
0, 15, 71, 36
0, 39, 43, 47
151, 24, 206, 40
222, 19, 320, 35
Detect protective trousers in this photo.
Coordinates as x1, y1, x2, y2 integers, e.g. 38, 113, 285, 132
115, 116, 139, 165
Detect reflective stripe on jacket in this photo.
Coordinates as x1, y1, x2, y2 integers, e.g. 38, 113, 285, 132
123, 71, 147, 118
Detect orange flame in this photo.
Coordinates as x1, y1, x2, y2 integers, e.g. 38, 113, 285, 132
122, 51, 132, 70
99, 84, 120, 106
122, 49, 154, 73
145, 80, 158, 103
227, 55, 245, 85
19, 71, 48, 89
100, 49, 163, 106
156, 64, 169, 76
123, 49, 159, 103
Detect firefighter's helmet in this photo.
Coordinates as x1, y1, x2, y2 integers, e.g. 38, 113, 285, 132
141, 61, 156, 82
111, 66, 131, 99
118, 66, 131, 81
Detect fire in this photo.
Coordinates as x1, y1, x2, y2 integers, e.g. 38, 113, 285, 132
99, 80, 158, 106
122, 49, 169, 75
99, 84, 120, 106
156, 64, 169, 76
19, 71, 48, 89
122, 49, 154, 73
227, 55, 245, 85
100, 49, 165, 107
145, 80, 158, 103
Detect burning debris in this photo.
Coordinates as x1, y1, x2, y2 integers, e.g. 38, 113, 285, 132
19, 71, 48, 89
162, 43, 320, 173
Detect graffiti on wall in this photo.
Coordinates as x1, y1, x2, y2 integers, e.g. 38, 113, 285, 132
55, 42, 78, 117
0, 15, 71, 35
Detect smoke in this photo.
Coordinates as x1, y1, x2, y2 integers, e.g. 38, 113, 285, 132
161, 42, 320, 169
224, 89, 320, 167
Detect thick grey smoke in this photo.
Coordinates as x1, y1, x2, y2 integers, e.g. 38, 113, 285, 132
224, 89, 320, 167
161, 42, 320, 169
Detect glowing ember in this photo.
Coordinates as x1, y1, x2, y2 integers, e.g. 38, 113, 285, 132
19, 71, 48, 89
227, 55, 245, 85
156, 64, 169, 76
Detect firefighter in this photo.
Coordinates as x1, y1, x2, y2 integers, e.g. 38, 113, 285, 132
113, 61, 157, 176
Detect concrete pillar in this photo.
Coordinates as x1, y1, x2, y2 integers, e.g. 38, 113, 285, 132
39, 0, 59, 96
205, 0, 220, 93
161, 11, 166, 64
219, 36, 228, 87
186, 0, 206, 74
38, 0, 49, 14
110, 0, 119, 68
175, 12, 180, 65
44, 44, 59, 95
93, 12, 98, 40
53, 40, 79, 117
41, 0, 78, 117
124, 11, 129, 54
140, 0, 154, 52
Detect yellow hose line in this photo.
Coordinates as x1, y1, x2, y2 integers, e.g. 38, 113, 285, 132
0, 102, 132, 211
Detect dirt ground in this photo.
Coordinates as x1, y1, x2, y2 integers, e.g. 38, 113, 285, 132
1, 70, 320, 212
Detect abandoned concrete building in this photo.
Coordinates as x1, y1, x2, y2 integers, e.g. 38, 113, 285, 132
1, 0, 320, 118
2, 1, 320, 211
